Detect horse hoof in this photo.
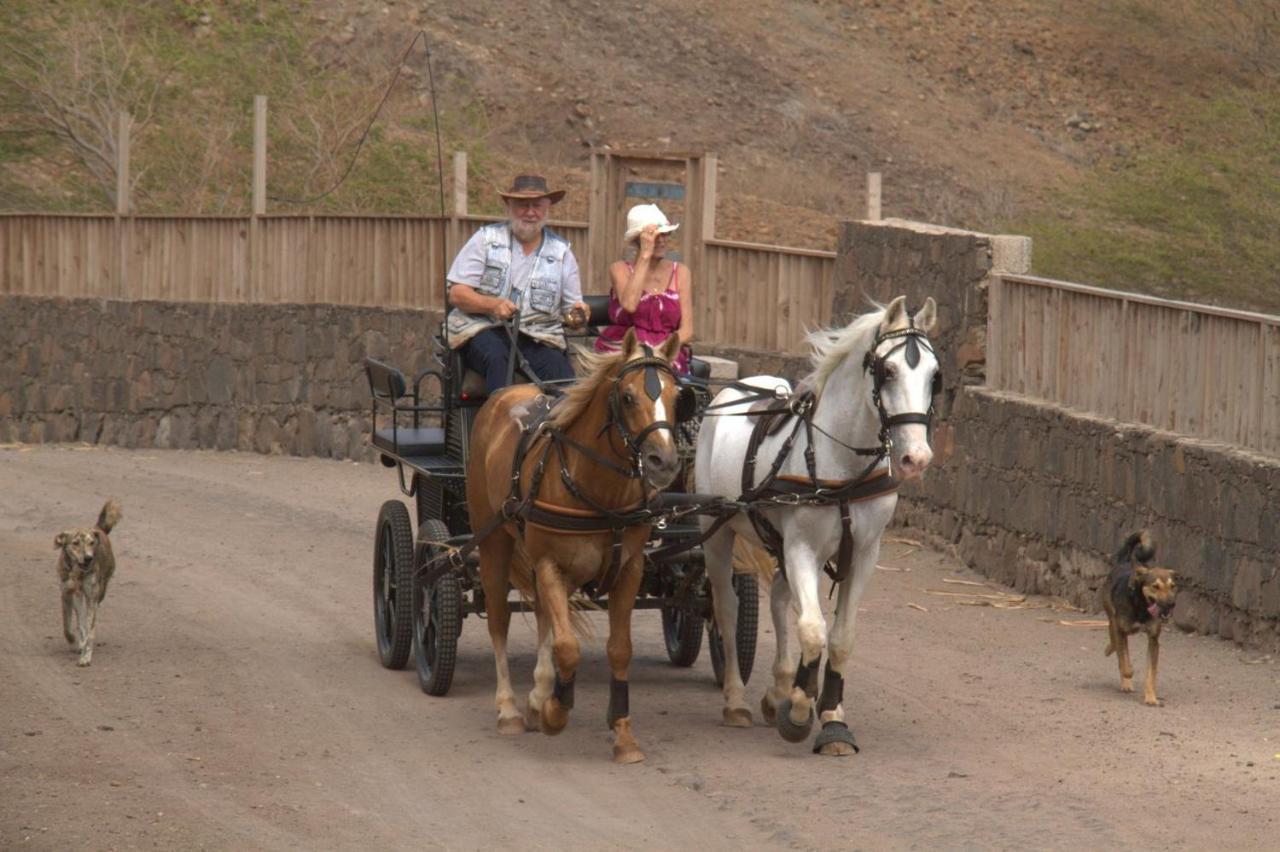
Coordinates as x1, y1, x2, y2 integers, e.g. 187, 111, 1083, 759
612, 745, 646, 764
722, 707, 753, 728
812, 721, 859, 756
523, 706, 541, 732
775, 698, 813, 744
760, 696, 778, 727
540, 698, 570, 736
498, 715, 526, 736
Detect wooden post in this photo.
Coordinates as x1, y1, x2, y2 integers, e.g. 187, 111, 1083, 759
253, 95, 267, 217
448, 150, 468, 264
115, 112, 130, 216
682, 154, 707, 293
701, 152, 717, 241
586, 150, 608, 292
114, 110, 130, 298
250, 94, 267, 302
867, 171, 882, 221
452, 151, 468, 216
987, 275, 1003, 389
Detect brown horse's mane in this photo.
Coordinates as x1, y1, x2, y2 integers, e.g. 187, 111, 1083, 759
544, 348, 624, 431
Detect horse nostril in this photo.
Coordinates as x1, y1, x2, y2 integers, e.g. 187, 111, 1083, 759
901, 454, 915, 468
646, 452, 668, 471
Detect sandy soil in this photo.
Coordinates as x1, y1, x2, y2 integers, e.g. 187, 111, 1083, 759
2, 444, 1277, 850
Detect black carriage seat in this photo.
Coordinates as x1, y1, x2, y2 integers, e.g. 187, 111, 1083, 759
583, 294, 612, 327
364, 358, 447, 456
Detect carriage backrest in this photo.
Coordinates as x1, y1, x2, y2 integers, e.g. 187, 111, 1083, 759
583, 294, 612, 329
365, 358, 408, 401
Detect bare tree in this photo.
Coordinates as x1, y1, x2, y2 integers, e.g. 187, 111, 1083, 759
2, 14, 170, 209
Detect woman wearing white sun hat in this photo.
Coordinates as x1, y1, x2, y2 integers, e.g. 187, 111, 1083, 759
593, 203, 693, 374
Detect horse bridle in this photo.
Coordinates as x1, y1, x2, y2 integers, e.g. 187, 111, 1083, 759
604, 345, 681, 478
861, 320, 941, 445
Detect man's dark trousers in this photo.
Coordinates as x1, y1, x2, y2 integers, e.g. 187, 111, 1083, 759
461, 327, 575, 395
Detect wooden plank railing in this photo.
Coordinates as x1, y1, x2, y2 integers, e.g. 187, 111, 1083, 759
989, 274, 1280, 457
1, 213, 833, 351
702, 238, 836, 353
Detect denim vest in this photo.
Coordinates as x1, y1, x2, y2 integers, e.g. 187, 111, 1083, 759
446, 223, 572, 350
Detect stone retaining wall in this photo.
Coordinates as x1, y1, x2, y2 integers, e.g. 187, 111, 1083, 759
836, 218, 1278, 651
0, 296, 439, 460
895, 386, 1280, 652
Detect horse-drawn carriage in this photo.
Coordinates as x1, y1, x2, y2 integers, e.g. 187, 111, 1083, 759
362, 296, 758, 698
362, 285, 943, 761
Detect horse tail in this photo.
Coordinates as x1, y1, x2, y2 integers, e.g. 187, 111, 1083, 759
733, 538, 777, 593
1116, 530, 1155, 566
566, 593, 601, 639
511, 539, 599, 640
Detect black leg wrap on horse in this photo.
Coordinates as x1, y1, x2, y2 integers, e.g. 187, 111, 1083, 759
607, 677, 629, 727
817, 661, 844, 715
775, 697, 815, 744
812, 721, 859, 754
553, 674, 575, 710
793, 656, 822, 698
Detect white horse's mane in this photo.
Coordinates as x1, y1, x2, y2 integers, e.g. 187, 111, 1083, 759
796, 301, 887, 395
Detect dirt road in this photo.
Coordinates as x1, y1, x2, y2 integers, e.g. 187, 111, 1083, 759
2, 445, 1276, 850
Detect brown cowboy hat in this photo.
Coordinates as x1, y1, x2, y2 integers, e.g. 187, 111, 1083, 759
497, 174, 566, 204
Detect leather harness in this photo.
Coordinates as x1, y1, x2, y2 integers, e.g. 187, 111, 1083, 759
489, 348, 679, 596
738, 321, 938, 584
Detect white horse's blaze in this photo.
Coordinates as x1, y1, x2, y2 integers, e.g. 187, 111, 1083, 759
694, 296, 939, 748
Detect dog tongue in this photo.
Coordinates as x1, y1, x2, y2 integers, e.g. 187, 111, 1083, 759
1148, 602, 1161, 619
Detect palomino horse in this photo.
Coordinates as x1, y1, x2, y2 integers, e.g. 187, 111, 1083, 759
466, 329, 683, 763
694, 295, 939, 755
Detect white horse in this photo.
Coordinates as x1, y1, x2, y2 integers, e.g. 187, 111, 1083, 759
694, 295, 939, 755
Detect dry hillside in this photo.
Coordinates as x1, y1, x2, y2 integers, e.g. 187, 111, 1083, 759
3, 0, 1279, 307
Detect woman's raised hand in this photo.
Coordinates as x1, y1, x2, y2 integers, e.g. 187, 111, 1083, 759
637, 224, 659, 257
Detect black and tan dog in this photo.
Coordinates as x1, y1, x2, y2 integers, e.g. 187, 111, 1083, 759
1101, 530, 1176, 705
54, 500, 122, 667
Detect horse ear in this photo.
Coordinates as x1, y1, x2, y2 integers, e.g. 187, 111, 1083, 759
658, 333, 681, 364
913, 297, 937, 334
620, 327, 639, 358
881, 295, 908, 331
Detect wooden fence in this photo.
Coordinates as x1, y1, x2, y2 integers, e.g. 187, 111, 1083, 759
988, 274, 1280, 457
0, 212, 827, 351
701, 238, 835, 352
0, 213, 590, 313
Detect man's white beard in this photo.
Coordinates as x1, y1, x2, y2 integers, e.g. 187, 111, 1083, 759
511, 219, 541, 243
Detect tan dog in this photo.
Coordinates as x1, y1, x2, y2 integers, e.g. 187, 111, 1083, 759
55, 500, 122, 666
1101, 530, 1177, 705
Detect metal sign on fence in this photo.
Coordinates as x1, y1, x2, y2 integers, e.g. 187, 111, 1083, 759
625, 181, 686, 201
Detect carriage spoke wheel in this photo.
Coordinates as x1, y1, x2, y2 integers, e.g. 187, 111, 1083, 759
709, 572, 759, 687
373, 500, 415, 670
414, 519, 460, 696
661, 563, 705, 667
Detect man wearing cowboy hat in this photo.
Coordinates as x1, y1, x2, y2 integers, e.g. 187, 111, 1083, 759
445, 174, 590, 394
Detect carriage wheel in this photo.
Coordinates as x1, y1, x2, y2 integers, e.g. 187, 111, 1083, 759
373, 500, 416, 670
414, 519, 461, 696
661, 568, 705, 667
709, 573, 759, 688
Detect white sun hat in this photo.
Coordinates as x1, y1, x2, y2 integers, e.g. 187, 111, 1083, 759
623, 203, 680, 242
